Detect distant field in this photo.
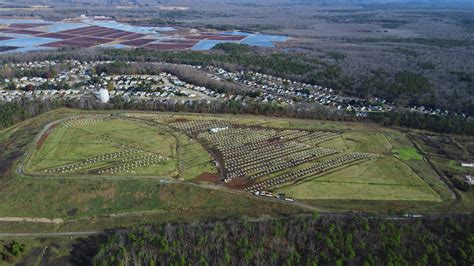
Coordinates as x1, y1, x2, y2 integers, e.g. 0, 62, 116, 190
0, 6, 50, 11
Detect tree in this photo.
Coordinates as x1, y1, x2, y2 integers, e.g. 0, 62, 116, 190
107, 81, 115, 91
9, 241, 25, 256
5, 82, 16, 90
24, 84, 34, 91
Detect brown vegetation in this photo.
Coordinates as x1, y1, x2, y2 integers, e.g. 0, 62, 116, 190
194, 172, 219, 183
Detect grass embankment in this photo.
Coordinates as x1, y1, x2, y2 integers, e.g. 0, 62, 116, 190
0, 178, 302, 220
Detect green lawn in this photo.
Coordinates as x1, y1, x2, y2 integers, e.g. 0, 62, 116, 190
278, 157, 441, 202
319, 131, 392, 154
27, 118, 180, 178
177, 133, 217, 180
396, 147, 423, 161
26, 115, 217, 180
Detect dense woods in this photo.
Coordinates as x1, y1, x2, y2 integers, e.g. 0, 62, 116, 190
360, 69, 434, 107
368, 111, 474, 136
92, 214, 474, 265
0, 99, 65, 129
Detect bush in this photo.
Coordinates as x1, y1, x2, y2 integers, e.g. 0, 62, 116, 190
452, 177, 470, 192
9, 241, 25, 256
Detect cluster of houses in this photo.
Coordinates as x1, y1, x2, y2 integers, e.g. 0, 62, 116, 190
410, 105, 467, 118
0, 88, 83, 102
7, 60, 109, 83
0, 60, 470, 121
0, 60, 113, 102
5, 67, 78, 89
0, 60, 218, 103
461, 163, 474, 186
7, 60, 61, 71
99, 73, 213, 101
203, 66, 393, 113
201, 65, 471, 120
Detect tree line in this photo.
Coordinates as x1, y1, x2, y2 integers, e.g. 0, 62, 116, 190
1, 97, 473, 135
368, 111, 474, 136
92, 214, 474, 266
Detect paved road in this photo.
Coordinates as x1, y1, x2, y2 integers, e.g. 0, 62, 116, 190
0, 213, 433, 239
0, 217, 63, 224
16, 118, 66, 176
0, 231, 105, 238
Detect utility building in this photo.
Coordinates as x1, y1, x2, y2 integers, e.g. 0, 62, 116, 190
98, 88, 110, 103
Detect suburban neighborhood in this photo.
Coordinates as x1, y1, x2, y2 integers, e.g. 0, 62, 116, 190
0, 60, 467, 121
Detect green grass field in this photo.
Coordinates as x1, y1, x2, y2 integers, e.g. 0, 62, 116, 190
319, 131, 392, 154
27, 118, 177, 176
396, 147, 423, 160
278, 157, 441, 202
274, 126, 441, 204
176, 133, 217, 180
25, 117, 216, 179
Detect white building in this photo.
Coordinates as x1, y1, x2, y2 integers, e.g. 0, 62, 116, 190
210, 127, 228, 133
465, 175, 474, 186
461, 163, 474, 168
98, 88, 110, 103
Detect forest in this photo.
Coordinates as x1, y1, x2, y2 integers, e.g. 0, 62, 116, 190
92, 214, 474, 266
